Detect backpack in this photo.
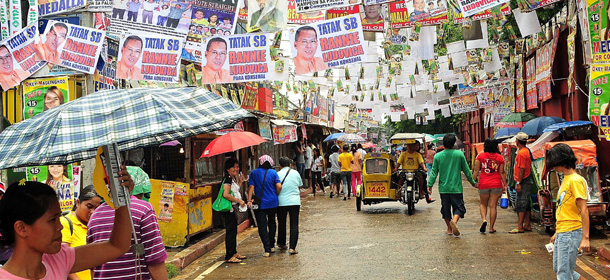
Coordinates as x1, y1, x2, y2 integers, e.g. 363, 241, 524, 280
61, 211, 73, 236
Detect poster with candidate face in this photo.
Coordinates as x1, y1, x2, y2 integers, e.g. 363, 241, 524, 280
289, 15, 367, 75
406, 0, 447, 25
360, 4, 385, 31
247, 0, 288, 33
0, 23, 46, 91
117, 32, 184, 82
22, 76, 69, 120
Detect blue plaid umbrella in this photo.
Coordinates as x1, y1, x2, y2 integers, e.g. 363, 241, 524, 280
323, 133, 345, 142
0, 87, 252, 169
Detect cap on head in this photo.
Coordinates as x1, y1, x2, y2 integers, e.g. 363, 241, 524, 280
515, 132, 528, 142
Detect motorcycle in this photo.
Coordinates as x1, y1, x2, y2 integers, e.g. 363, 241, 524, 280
397, 169, 421, 215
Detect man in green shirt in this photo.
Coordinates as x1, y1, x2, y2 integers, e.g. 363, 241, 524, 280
427, 134, 476, 236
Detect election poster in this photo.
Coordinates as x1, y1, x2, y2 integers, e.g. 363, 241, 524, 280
258, 117, 273, 140
238, 0, 247, 21
93, 57, 118, 91
515, 57, 525, 112
247, 0, 288, 33
388, 1, 411, 28
477, 86, 494, 109
107, 0, 191, 40
22, 76, 69, 120
536, 42, 552, 102
517, 0, 562, 11
360, 4, 385, 31
588, 0, 610, 138
88, 0, 115, 11
26, 164, 74, 212
289, 15, 367, 75
186, 0, 239, 43
447, 0, 510, 24
117, 33, 184, 83
526, 57, 538, 109
0, 0, 9, 40
38, 0, 88, 18
40, 21, 105, 74
9, 0, 21, 35
495, 80, 514, 113
288, 0, 325, 24
158, 182, 175, 222
200, 33, 272, 84
405, 0, 448, 25
590, 64, 610, 138
326, 5, 360, 20
0, 23, 47, 91
450, 93, 478, 114
456, 0, 509, 17
295, 0, 360, 13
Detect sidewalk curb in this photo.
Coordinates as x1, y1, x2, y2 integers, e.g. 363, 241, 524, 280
169, 219, 251, 270
596, 246, 610, 262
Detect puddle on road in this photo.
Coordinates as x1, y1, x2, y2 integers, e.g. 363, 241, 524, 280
348, 243, 378, 250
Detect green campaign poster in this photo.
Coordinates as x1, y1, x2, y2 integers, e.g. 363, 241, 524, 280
22, 76, 69, 120
27, 165, 74, 212
587, 0, 610, 139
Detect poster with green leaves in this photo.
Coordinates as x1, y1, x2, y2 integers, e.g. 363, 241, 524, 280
588, 0, 610, 139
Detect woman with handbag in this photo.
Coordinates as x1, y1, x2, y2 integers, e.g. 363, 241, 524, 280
214, 158, 247, 263
247, 155, 282, 257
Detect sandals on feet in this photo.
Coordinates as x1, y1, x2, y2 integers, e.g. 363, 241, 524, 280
488, 229, 497, 233
234, 254, 247, 259
508, 228, 524, 234
226, 256, 242, 263
480, 221, 488, 233
523, 227, 533, 232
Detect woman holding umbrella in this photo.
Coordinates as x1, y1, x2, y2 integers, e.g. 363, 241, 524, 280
221, 158, 247, 263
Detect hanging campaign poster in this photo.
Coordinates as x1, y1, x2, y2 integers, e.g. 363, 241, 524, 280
517, 0, 562, 11
288, 0, 325, 24
590, 64, 610, 138
27, 0, 37, 26
326, 5, 360, 20
289, 15, 367, 75
360, 4, 385, 31
88, 0, 115, 11
27, 164, 74, 212
238, 0, 247, 21
247, 0, 288, 33
295, 0, 361, 13
0, 23, 46, 90
94, 57, 117, 91
200, 33, 272, 84
158, 182, 175, 222
186, 0, 239, 43
258, 117, 273, 140
450, 93, 478, 114
23, 76, 69, 120
38, 0, 87, 18
0, 1, 8, 40
515, 57, 525, 112
405, 0, 448, 25
108, 0, 191, 40
447, 0, 510, 24
388, 1, 410, 28
9, 0, 21, 35
588, 0, 610, 138
477, 86, 494, 109
526, 57, 538, 109
456, 0, 508, 17
117, 33, 184, 83
536, 42, 552, 102
40, 21, 105, 74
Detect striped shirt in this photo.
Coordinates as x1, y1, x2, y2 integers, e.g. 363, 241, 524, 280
87, 196, 167, 280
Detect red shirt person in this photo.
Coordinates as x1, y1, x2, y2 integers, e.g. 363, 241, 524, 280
510, 132, 534, 234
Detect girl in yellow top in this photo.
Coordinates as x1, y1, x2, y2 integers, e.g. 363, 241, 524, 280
547, 144, 589, 280
61, 186, 102, 280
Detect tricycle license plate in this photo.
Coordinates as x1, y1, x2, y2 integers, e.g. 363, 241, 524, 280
366, 182, 387, 197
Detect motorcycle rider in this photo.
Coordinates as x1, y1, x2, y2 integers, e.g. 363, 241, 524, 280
393, 142, 434, 203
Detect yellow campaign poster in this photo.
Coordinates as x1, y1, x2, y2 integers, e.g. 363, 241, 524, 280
158, 183, 175, 222
150, 180, 190, 247
22, 76, 69, 120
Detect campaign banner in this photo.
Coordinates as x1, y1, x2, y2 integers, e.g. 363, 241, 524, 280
295, 0, 360, 13
405, 0, 448, 25
588, 0, 610, 138
361, 4, 385, 32
9, 0, 21, 35
326, 5, 360, 20
22, 76, 69, 119
457, 0, 508, 17
525, 57, 538, 109
247, 0, 287, 33
27, 0, 38, 26
200, 33, 271, 84
93, 57, 117, 91
477, 86, 494, 109
289, 15, 367, 75
88, 0, 115, 11
187, 0, 239, 43
107, 0, 190, 41
288, 0, 325, 24
447, 0, 510, 24
27, 165, 74, 212
38, 14, 81, 33
0, 24, 46, 90
388, 1, 410, 28
40, 20, 105, 74
515, 57, 525, 112
450, 93, 478, 114
238, 0, 247, 21
117, 33, 184, 83
536, 43, 552, 102
590, 64, 610, 138
0, 0, 9, 40
38, 0, 87, 18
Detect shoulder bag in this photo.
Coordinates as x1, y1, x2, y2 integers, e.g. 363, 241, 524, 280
212, 178, 233, 212
252, 169, 268, 208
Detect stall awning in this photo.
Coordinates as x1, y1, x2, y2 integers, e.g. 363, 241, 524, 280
271, 119, 297, 126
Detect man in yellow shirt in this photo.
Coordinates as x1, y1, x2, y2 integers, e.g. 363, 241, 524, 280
338, 144, 353, 200
394, 142, 432, 203
547, 143, 589, 280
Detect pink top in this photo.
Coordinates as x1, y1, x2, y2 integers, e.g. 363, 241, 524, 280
0, 244, 75, 279
425, 150, 436, 164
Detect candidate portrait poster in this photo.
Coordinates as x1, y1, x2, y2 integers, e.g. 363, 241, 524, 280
289, 15, 367, 75
405, 0, 448, 25
447, 0, 510, 24
22, 76, 69, 120
456, 0, 508, 17
200, 33, 272, 84
388, 1, 410, 28
247, 0, 288, 33
27, 164, 75, 212
450, 93, 478, 114
295, 0, 360, 13
117, 33, 184, 83
108, 0, 191, 40
38, 0, 87, 18
360, 3, 385, 32
40, 20, 105, 74
186, 0, 239, 43
526, 56, 538, 109
288, 0, 325, 24
0, 23, 46, 90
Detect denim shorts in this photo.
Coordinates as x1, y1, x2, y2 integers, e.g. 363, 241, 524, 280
515, 176, 533, 212
440, 193, 466, 220
553, 228, 582, 280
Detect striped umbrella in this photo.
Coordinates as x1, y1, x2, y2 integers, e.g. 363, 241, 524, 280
337, 134, 366, 144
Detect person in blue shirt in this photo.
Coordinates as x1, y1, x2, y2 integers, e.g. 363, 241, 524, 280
247, 155, 282, 257
276, 157, 302, 255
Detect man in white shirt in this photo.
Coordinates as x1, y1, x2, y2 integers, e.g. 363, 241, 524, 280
304, 141, 313, 193
141, 0, 159, 24
357, 144, 367, 160
329, 145, 341, 198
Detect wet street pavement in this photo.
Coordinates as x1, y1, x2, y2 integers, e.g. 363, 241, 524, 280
176, 180, 610, 280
